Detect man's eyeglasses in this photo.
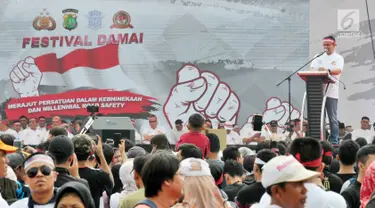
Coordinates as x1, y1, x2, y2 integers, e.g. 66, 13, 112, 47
26, 165, 52, 178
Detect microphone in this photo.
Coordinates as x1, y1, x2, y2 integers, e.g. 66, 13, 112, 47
317, 50, 327, 57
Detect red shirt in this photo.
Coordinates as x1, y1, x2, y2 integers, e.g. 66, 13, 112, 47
176, 131, 210, 158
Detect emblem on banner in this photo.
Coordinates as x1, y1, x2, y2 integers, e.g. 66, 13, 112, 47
86, 10, 103, 30
62, 9, 78, 31
110, 11, 134, 29
32, 9, 56, 31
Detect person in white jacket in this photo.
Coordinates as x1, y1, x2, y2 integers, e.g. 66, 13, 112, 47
253, 137, 346, 208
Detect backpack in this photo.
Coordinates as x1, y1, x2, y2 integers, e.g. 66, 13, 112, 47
134, 199, 158, 208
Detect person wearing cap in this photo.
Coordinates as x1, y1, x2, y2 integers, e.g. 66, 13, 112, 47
48, 135, 89, 188
258, 137, 346, 208
19, 117, 47, 146
7, 152, 30, 199
236, 149, 277, 208
310, 35, 344, 145
174, 158, 234, 208
0, 120, 18, 138
260, 121, 281, 142
225, 121, 242, 145
10, 152, 57, 208
0, 139, 18, 206
127, 146, 147, 159
251, 155, 320, 208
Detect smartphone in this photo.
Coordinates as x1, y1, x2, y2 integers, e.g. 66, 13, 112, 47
252, 115, 263, 131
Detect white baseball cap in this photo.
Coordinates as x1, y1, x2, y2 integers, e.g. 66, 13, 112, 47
180, 158, 212, 177
224, 121, 233, 130
261, 155, 320, 188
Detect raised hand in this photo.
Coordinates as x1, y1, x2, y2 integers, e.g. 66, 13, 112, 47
9, 56, 42, 97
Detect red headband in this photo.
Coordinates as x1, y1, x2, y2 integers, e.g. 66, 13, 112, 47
295, 153, 322, 168
323, 38, 336, 45
322, 149, 333, 157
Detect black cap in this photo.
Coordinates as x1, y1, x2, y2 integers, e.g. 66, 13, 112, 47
270, 120, 278, 127
49, 135, 74, 159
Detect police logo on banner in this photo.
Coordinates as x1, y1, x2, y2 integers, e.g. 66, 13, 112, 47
86, 10, 104, 30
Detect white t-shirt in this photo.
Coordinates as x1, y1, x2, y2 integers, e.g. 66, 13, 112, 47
310, 52, 344, 99
140, 125, 167, 144
20, 128, 46, 146
226, 130, 242, 145
171, 127, 188, 144
10, 197, 55, 207
351, 129, 374, 144
258, 183, 346, 208
0, 128, 18, 138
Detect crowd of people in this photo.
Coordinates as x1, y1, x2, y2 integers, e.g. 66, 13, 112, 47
0, 113, 375, 207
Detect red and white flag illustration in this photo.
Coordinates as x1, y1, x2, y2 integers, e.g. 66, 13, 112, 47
9, 44, 136, 97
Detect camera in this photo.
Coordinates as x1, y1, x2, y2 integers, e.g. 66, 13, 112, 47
86, 105, 99, 114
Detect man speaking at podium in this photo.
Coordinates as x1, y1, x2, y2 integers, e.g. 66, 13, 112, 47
310, 36, 344, 145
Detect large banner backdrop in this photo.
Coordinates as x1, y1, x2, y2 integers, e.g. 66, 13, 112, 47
5, 0, 372, 130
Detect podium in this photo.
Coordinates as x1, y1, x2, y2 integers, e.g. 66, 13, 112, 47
297, 71, 335, 140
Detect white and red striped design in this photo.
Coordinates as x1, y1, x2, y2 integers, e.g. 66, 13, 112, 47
34, 44, 136, 90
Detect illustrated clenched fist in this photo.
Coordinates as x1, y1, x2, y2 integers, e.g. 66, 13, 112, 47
163, 64, 240, 128
262, 97, 301, 126
9, 57, 42, 98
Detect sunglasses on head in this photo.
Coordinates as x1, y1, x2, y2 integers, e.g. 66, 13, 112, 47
26, 165, 52, 178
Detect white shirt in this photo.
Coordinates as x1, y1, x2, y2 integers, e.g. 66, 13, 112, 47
226, 130, 242, 145
240, 125, 265, 145
0, 128, 18, 138
20, 128, 46, 146
37, 126, 47, 133
10, 197, 55, 207
141, 125, 167, 144
6, 166, 17, 182
0, 193, 9, 208
310, 52, 344, 99
259, 183, 346, 208
171, 127, 188, 144
351, 128, 374, 144
135, 131, 142, 144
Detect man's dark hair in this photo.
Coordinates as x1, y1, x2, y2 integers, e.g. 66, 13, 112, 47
175, 119, 183, 125
49, 127, 68, 137
48, 135, 74, 165
320, 141, 334, 165
243, 155, 256, 173
141, 151, 180, 197
19, 115, 27, 120
96, 144, 114, 165
222, 146, 241, 162
357, 145, 375, 165
206, 133, 220, 153
188, 113, 204, 129
256, 141, 271, 152
38, 116, 46, 120
22, 152, 55, 168
177, 144, 202, 160
255, 149, 277, 172
0, 134, 15, 146
339, 140, 360, 166
124, 139, 135, 152
339, 122, 345, 129
61, 120, 68, 124
151, 134, 171, 151
290, 137, 322, 170
223, 159, 244, 178
12, 120, 20, 124
72, 134, 93, 161
355, 137, 368, 148
324, 35, 336, 41
134, 155, 151, 176
362, 116, 370, 121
